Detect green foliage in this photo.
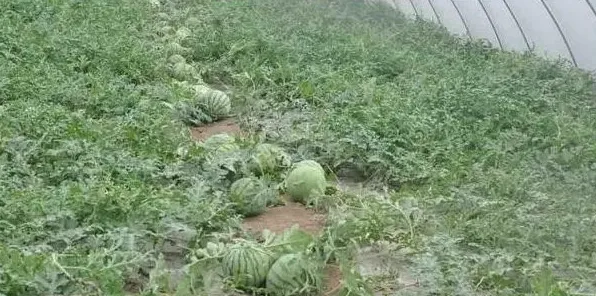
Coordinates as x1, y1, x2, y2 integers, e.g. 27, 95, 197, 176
181, 0, 596, 294
0, 0, 240, 294
263, 225, 315, 256
2, 0, 596, 294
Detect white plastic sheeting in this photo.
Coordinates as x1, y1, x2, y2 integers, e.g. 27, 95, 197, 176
373, 0, 596, 72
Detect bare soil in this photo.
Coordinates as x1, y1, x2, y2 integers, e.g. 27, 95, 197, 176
241, 200, 327, 236
323, 264, 343, 296
190, 118, 243, 141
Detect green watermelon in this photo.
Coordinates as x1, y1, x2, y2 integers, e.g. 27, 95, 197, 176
222, 241, 275, 290
266, 253, 323, 295
159, 26, 175, 36
168, 54, 186, 64
171, 61, 197, 81
175, 27, 191, 41
284, 160, 327, 204
201, 134, 236, 150
294, 160, 325, 176
157, 12, 170, 20
214, 142, 240, 154
166, 41, 189, 55
185, 16, 201, 27
202, 134, 241, 163
229, 177, 274, 217
249, 143, 292, 176
267, 226, 314, 255
198, 89, 231, 119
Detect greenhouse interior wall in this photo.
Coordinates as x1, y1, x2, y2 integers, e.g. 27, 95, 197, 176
371, 0, 596, 74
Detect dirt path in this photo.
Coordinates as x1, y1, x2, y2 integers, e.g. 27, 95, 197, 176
190, 118, 244, 141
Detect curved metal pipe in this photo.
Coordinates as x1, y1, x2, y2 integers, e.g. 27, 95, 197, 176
448, 0, 472, 38
501, 0, 531, 51
539, 0, 578, 66
477, 0, 504, 50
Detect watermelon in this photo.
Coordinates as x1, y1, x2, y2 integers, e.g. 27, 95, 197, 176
266, 253, 323, 295
201, 134, 241, 163
222, 241, 275, 290
166, 41, 189, 55
171, 62, 197, 81
168, 54, 186, 64
294, 160, 325, 176
197, 89, 231, 119
249, 143, 292, 176
159, 26, 175, 36
284, 160, 326, 204
229, 177, 274, 217
214, 142, 240, 155
175, 27, 192, 41
201, 134, 236, 150
266, 226, 314, 255
157, 13, 169, 20
185, 17, 201, 27
192, 84, 211, 96
205, 142, 241, 164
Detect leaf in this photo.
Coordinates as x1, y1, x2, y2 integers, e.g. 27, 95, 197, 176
266, 225, 314, 255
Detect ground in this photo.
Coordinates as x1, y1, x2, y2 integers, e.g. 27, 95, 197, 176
241, 198, 327, 237
191, 118, 244, 141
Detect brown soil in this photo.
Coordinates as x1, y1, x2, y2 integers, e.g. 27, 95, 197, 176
323, 264, 343, 296
123, 275, 145, 295
190, 118, 243, 141
241, 200, 327, 236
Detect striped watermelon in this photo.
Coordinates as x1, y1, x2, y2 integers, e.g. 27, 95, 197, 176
168, 54, 186, 64
284, 160, 327, 204
222, 241, 275, 290
294, 160, 325, 176
157, 12, 170, 20
171, 61, 197, 81
214, 142, 240, 154
175, 27, 191, 41
166, 41, 189, 55
266, 253, 323, 295
249, 143, 292, 177
201, 134, 236, 151
205, 142, 241, 164
229, 177, 273, 217
201, 134, 241, 163
185, 16, 201, 27
198, 89, 231, 119
159, 26, 175, 36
